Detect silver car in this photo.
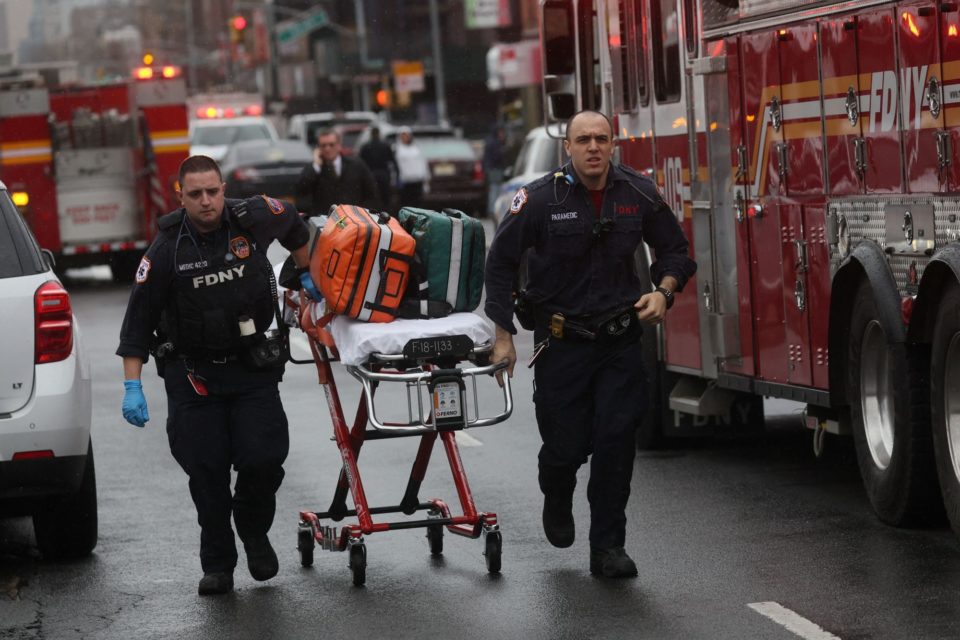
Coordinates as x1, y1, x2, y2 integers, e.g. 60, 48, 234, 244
0, 180, 96, 559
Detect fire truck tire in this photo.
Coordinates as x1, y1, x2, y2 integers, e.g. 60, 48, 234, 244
33, 440, 98, 560
848, 280, 941, 526
929, 281, 960, 537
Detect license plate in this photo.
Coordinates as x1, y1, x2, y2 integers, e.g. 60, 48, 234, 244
403, 334, 474, 360
432, 163, 456, 177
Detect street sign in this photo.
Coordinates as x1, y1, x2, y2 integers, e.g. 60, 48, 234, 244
276, 9, 329, 44
392, 60, 425, 93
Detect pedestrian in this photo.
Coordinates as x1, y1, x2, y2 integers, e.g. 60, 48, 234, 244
117, 155, 320, 596
359, 125, 397, 211
484, 110, 696, 578
296, 127, 380, 217
482, 124, 507, 217
394, 126, 429, 209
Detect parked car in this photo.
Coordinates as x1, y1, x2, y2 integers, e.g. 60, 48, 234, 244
418, 137, 486, 215
0, 180, 96, 560
353, 122, 458, 150
221, 139, 313, 206
189, 116, 280, 163
492, 126, 563, 227
287, 111, 380, 148
333, 122, 369, 156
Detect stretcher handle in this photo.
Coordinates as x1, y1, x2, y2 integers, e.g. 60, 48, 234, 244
367, 340, 494, 364
346, 360, 513, 433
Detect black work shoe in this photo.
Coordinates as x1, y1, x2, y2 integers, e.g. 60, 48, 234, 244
590, 547, 638, 578
542, 494, 575, 548
244, 537, 279, 581
198, 572, 234, 595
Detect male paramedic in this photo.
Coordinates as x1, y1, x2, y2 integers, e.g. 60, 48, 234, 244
117, 155, 318, 595
484, 110, 697, 578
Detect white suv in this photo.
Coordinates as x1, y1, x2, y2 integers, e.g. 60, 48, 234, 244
189, 116, 280, 163
0, 181, 96, 559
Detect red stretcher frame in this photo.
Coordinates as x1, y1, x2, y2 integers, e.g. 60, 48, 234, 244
294, 301, 513, 585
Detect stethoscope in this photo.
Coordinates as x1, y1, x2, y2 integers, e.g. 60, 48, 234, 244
174, 212, 236, 276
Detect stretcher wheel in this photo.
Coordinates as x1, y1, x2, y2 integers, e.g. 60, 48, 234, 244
426, 524, 444, 555
484, 531, 502, 574
297, 526, 314, 567
349, 544, 367, 586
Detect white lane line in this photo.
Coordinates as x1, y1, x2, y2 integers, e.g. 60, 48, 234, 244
748, 602, 841, 640
455, 431, 483, 447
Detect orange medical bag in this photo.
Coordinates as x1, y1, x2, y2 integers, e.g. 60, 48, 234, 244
310, 205, 415, 322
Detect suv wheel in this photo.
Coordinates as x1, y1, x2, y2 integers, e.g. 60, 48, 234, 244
33, 439, 99, 560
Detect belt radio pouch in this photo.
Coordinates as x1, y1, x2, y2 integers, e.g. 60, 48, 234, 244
240, 329, 290, 371
550, 313, 565, 339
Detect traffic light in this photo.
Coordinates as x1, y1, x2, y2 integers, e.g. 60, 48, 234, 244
375, 88, 392, 110
229, 15, 247, 43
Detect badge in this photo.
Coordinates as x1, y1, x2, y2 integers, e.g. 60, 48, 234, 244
261, 195, 285, 215
510, 188, 528, 215
230, 236, 251, 260
135, 256, 151, 284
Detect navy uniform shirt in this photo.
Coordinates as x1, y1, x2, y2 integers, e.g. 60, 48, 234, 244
116, 196, 310, 362
484, 162, 697, 334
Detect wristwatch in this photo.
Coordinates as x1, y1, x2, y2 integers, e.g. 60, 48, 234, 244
655, 286, 675, 309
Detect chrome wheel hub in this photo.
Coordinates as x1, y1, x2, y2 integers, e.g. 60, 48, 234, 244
860, 320, 894, 470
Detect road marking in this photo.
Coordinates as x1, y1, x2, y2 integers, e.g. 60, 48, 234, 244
748, 602, 841, 640
455, 431, 483, 447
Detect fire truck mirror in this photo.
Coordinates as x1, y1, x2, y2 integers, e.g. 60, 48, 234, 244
541, 0, 577, 121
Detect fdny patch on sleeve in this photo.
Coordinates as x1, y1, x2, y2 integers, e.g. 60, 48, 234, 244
230, 236, 251, 260
510, 188, 528, 215
261, 195, 285, 215
135, 256, 151, 284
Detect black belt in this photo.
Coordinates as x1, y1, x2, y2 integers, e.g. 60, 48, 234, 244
535, 306, 638, 342
177, 352, 242, 364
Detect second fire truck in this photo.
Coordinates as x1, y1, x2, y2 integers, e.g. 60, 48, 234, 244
538, 0, 960, 540
0, 66, 189, 280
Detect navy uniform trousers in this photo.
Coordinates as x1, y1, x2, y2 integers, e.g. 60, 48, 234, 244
164, 358, 290, 574
532, 324, 646, 550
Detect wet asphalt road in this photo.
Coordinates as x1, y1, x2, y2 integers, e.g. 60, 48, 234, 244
3, 263, 960, 639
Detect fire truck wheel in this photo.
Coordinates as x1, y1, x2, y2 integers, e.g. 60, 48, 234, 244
930, 281, 960, 536
848, 280, 941, 526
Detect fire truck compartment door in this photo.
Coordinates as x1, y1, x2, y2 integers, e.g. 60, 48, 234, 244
56, 148, 139, 244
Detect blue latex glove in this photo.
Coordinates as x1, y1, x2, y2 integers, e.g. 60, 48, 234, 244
122, 379, 149, 428
299, 270, 322, 302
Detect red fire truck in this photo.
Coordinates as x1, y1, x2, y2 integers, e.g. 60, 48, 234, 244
0, 67, 189, 280
538, 0, 960, 538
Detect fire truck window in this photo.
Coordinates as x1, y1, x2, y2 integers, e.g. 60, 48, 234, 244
610, 0, 638, 113
651, 0, 682, 103
577, 0, 603, 111
543, 4, 576, 76
633, 0, 649, 105
683, 0, 697, 56
701, 0, 739, 29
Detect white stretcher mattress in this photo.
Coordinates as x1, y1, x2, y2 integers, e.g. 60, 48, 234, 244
275, 262, 494, 366
325, 308, 494, 366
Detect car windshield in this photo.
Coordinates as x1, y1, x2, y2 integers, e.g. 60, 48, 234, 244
418, 139, 476, 160
514, 135, 563, 175
306, 120, 372, 146
193, 123, 273, 146
233, 143, 312, 166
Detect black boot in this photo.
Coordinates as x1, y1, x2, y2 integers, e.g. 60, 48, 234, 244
542, 493, 575, 548
244, 537, 279, 581
198, 571, 234, 595
589, 546, 638, 578
539, 464, 577, 548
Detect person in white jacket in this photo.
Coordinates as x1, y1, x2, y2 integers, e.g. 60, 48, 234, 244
394, 127, 429, 208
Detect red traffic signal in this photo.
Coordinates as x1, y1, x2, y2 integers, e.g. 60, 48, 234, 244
231, 15, 247, 31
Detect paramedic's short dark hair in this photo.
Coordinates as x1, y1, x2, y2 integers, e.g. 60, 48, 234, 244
178, 155, 222, 185
566, 110, 614, 140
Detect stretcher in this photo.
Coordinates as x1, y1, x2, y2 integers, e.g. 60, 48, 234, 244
290, 294, 513, 586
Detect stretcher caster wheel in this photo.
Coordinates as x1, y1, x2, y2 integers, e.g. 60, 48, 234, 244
349, 543, 367, 586
484, 531, 502, 574
426, 524, 444, 555
297, 526, 314, 567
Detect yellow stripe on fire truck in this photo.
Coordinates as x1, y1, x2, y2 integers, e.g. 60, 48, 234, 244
0, 140, 52, 165
150, 129, 190, 153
